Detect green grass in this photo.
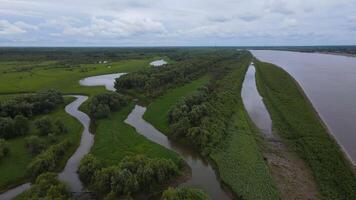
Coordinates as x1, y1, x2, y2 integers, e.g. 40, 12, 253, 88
90, 103, 181, 166
0, 58, 153, 96
0, 97, 82, 192
208, 62, 279, 200
210, 101, 279, 200
143, 75, 210, 133
255, 61, 356, 199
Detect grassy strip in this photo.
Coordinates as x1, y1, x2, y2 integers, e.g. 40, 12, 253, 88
90, 103, 181, 166
0, 97, 82, 192
255, 61, 356, 199
209, 62, 279, 200
143, 75, 210, 134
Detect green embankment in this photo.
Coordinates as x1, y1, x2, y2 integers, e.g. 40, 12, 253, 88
145, 58, 279, 199
0, 97, 82, 192
143, 75, 210, 133
209, 62, 279, 200
0, 58, 152, 96
90, 103, 181, 166
255, 61, 356, 199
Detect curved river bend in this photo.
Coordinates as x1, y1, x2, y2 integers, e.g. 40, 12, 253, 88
251, 50, 356, 165
0, 95, 93, 200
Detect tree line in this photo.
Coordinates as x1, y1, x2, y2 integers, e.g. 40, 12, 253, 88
168, 52, 252, 155
78, 154, 181, 199
115, 50, 246, 98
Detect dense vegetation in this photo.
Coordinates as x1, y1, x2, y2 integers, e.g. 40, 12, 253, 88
168, 53, 251, 155
79, 154, 180, 199
27, 140, 71, 179
0, 139, 9, 161
161, 187, 209, 200
15, 173, 73, 200
87, 92, 128, 119
143, 51, 278, 199
115, 50, 245, 98
255, 61, 356, 199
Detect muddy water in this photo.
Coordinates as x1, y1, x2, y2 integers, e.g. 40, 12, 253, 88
241, 63, 320, 199
251, 50, 356, 165
125, 105, 231, 200
0, 95, 92, 200
79, 73, 126, 91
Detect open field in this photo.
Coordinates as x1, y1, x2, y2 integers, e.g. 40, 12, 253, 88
90, 103, 182, 166
0, 97, 82, 193
255, 61, 356, 199
143, 75, 210, 134
0, 58, 154, 96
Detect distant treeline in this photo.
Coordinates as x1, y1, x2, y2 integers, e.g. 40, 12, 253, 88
115, 49, 249, 98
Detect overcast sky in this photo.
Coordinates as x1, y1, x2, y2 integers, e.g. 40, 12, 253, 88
0, 0, 355, 46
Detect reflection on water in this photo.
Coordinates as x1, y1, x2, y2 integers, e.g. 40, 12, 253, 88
150, 59, 167, 67
79, 73, 126, 91
251, 50, 356, 165
241, 64, 272, 137
125, 105, 230, 200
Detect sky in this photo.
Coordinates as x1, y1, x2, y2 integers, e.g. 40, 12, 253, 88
0, 0, 356, 46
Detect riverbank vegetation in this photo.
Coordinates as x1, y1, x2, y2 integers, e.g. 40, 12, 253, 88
0, 95, 82, 193
142, 51, 279, 199
161, 187, 209, 200
255, 60, 356, 199
78, 154, 180, 199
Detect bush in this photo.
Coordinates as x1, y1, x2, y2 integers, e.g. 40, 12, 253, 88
0, 89, 63, 118
13, 115, 29, 135
0, 115, 30, 139
0, 139, 9, 160
87, 92, 128, 119
20, 172, 73, 200
161, 187, 209, 200
35, 116, 54, 136
25, 135, 47, 155
79, 155, 179, 198
27, 140, 71, 179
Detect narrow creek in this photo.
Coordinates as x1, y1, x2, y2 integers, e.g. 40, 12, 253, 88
125, 106, 231, 200
241, 63, 319, 199
0, 95, 93, 200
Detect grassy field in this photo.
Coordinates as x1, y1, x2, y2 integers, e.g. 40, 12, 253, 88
143, 75, 210, 134
255, 61, 356, 199
0, 58, 154, 95
90, 103, 181, 166
0, 97, 82, 192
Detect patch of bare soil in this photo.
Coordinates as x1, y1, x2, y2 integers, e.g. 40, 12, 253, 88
262, 134, 320, 200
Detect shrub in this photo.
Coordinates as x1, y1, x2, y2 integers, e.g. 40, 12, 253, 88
35, 116, 54, 136
161, 187, 209, 200
27, 140, 71, 179
78, 154, 103, 184
25, 135, 47, 155
0, 139, 9, 160
20, 172, 73, 199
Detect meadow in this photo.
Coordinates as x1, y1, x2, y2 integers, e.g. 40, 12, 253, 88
255, 61, 356, 199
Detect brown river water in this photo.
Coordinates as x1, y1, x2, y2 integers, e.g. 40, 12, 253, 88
251, 50, 356, 165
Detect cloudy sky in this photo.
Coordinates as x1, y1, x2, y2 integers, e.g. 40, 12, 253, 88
0, 0, 355, 46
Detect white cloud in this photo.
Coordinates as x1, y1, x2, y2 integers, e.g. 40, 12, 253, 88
0, 20, 27, 35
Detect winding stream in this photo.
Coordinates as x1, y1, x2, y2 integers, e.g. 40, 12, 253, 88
0, 95, 92, 200
125, 106, 230, 200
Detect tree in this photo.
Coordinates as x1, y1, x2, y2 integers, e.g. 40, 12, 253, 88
0, 117, 14, 138
35, 116, 54, 135
78, 154, 103, 184
25, 135, 46, 154
14, 115, 29, 135
0, 139, 9, 161
111, 169, 139, 196
55, 119, 68, 134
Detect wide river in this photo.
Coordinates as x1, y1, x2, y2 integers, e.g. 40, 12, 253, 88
251, 50, 356, 165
